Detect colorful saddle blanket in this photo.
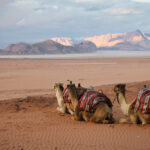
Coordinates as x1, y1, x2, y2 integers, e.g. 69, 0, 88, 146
132, 88, 150, 113
63, 87, 84, 103
78, 89, 112, 113
63, 87, 71, 103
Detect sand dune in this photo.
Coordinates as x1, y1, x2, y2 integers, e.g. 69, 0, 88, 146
0, 81, 150, 150
0, 58, 150, 100
0, 58, 150, 150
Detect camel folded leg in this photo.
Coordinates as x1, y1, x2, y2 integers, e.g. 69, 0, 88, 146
119, 114, 137, 124
82, 111, 93, 122
57, 106, 66, 113
137, 112, 147, 125
119, 118, 131, 124
90, 104, 113, 124
71, 111, 84, 121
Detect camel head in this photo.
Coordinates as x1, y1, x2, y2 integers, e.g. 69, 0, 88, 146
67, 84, 76, 96
114, 84, 126, 95
54, 83, 64, 92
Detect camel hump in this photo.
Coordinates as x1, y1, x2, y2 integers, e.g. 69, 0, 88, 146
78, 89, 112, 112
133, 88, 150, 113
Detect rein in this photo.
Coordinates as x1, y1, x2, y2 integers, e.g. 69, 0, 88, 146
112, 94, 117, 104
112, 93, 119, 105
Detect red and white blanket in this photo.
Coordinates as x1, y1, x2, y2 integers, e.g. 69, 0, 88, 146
63, 87, 71, 103
132, 88, 150, 113
63, 87, 84, 103
78, 89, 112, 113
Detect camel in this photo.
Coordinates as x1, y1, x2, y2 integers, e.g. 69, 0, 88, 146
114, 84, 150, 125
54, 82, 87, 115
67, 84, 114, 124
54, 83, 74, 115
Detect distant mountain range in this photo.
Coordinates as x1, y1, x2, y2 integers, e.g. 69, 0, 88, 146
0, 30, 150, 55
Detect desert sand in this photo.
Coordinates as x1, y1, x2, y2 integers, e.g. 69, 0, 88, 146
0, 58, 150, 150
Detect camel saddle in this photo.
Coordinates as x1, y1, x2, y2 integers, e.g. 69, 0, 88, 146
132, 88, 150, 113
63, 87, 84, 103
63, 87, 71, 103
78, 89, 112, 113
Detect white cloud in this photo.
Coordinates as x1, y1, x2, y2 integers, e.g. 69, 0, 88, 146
52, 5, 59, 10
131, 0, 150, 3
74, 0, 120, 3
102, 8, 143, 15
0, 0, 150, 46
0, 0, 61, 27
0, 0, 15, 6
75, 0, 99, 3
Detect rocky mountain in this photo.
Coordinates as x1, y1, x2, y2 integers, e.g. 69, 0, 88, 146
0, 40, 97, 55
85, 30, 148, 47
0, 30, 150, 55
50, 37, 81, 46
50, 30, 150, 51
144, 33, 150, 40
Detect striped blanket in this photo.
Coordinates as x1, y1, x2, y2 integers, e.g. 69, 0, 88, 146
132, 88, 150, 113
63, 87, 71, 103
63, 87, 84, 103
78, 89, 112, 113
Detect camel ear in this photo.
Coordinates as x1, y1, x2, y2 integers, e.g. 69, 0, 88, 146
78, 83, 81, 87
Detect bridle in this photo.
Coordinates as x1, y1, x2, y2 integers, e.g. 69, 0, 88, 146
112, 93, 120, 105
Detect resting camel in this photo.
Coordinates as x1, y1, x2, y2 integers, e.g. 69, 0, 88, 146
54, 82, 87, 115
54, 83, 74, 114
67, 84, 114, 124
114, 84, 150, 125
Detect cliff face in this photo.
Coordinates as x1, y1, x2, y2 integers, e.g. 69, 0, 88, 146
0, 40, 97, 55
0, 30, 150, 55
84, 30, 148, 47
50, 37, 74, 46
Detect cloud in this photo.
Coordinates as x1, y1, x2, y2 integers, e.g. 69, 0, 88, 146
131, 0, 150, 3
0, 0, 61, 27
74, 0, 100, 3
74, 0, 121, 3
0, 0, 15, 6
0, 0, 150, 47
102, 8, 143, 15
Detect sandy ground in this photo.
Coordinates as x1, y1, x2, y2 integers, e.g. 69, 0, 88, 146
0, 58, 150, 150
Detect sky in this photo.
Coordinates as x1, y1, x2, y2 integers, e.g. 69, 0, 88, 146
0, 0, 150, 48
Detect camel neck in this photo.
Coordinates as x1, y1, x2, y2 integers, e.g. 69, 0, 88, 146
56, 88, 63, 98
117, 92, 130, 116
70, 93, 78, 104
117, 92, 127, 105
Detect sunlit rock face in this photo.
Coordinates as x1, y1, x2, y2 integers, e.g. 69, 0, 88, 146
51, 37, 73, 46
84, 30, 148, 47
1, 30, 150, 55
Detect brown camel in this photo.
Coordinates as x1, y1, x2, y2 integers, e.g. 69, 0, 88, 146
54, 82, 87, 115
67, 84, 114, 124
114, 84, 150, 125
